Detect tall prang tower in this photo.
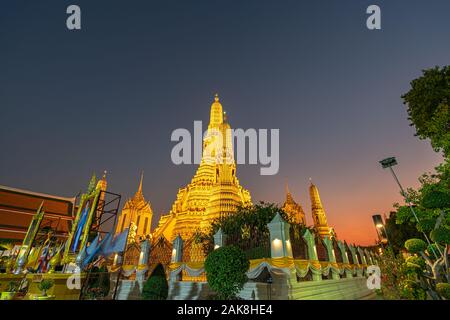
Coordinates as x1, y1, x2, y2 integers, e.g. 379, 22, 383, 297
154, 94, 252, 241
309, 180, 332, 238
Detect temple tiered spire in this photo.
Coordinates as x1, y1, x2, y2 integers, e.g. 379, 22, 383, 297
154, 95, 252, 241
309, 180, 331, 238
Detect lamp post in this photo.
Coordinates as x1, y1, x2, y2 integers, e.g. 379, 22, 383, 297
379, 157, 441, 258
372, 214, 389, 245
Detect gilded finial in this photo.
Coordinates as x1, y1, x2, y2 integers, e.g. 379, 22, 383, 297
223, 111, 227, 122
214, 93, 219, 102
137, 171, 144, 194
285, 178, 290, 195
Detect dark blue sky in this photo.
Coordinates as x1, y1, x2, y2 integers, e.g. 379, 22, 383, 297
1, 0, 448, 244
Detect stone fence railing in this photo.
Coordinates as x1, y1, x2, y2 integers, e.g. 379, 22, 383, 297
118, 213, 379, 283
167, 213, 379, 282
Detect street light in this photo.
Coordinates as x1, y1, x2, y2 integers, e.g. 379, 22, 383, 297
372, 214, 389, 244
379, 157, 441, 258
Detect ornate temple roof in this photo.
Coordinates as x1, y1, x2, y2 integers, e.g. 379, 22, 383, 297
123, 172, 153, 213
282, 182, 306, 225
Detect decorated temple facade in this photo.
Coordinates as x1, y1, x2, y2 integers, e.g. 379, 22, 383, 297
154, 95, 252, 241
115, 173, 153, 242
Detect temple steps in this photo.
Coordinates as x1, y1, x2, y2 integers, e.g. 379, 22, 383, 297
110, 280, 144, 300
168, 281, 212, 300
112, 276, 376, 300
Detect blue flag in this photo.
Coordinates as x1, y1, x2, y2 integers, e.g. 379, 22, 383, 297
99, 229, 129, 258
72, 204, 89, 252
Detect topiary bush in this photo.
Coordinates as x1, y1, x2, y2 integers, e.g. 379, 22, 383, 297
204, 245, 250, 300
436, 283, 450, 300
142, 263, 168, 300
405, 256, 426, 273
430, 226, 450, 245
38, 279, 54, 296
405, 238, 427, 253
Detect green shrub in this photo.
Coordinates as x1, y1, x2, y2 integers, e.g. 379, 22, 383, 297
85, 266, 111, 299
430, 226, 450, 245
6, 281, 19, 292
436, 283, 450, 299
405, 238, 427, 253
401, 279, 427, 300
405, 256, 426, 272
204, 245, 249, 300
142, 263, 168, 300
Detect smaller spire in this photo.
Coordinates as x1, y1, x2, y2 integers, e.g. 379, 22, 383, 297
285, 178, 290, 195
137, 171, 144, 194
223, 111, 228, 123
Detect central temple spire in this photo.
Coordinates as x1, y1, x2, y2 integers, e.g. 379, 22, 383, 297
209, 93, 223, 128
154, 94, 252, 241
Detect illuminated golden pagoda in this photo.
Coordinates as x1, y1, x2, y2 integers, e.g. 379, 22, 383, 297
116, 173, 153, 241
309, 180, 332, 238
154, 94, 252, 241
282, 182, 306, 225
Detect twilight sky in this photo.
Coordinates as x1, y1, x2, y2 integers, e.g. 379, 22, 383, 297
0, 0, 448, 245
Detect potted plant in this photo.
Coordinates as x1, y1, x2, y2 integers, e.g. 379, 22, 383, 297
34, 279, 55, 300
1, 281, 19, 300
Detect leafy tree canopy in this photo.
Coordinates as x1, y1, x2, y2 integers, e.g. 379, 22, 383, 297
199, 202, 309, 257
402, 66, 450, 157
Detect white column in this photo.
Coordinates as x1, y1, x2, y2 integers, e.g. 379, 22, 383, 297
267, 213, 293, 258
302, 229, 321, 281
323, 237, 340, 280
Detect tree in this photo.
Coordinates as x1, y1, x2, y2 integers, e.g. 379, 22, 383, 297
404, 238, 447, 299
384, 211, 424, 253
377, 247, 427, 300
142, 263, 168, 300
384, 65, 450, 300
201, 202, 308, 258
402, 66, 450, 157
204, 245, 249, 300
